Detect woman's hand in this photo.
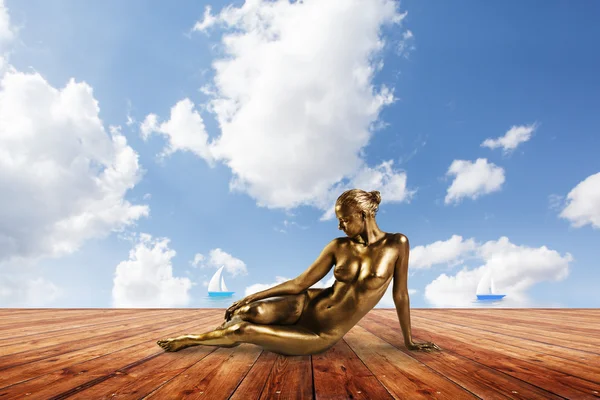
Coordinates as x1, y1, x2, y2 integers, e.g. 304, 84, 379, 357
406, 340, 441, 352
224, 295, 256, 321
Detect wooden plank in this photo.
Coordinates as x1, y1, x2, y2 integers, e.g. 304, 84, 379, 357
0, 310, 185, 354
144, 344, 262, 399
415, 309, 600, 329
312, 339, 393, 400
0, 317, 222, 400
426, 308, 600, 322
0, 313, 219, 389
0, 309, 183, 340
424, 309, 600, 337
435, 307, 600, 323
0, 311, 204, 366
359, 314, 564, 400
404, 314, 600, 366
66, 345, 218, 399
343, 324, 477, 400
368, 313, 600, 399
407, 310, 600, 351
0, 309, 139, 319
0, 309, 150, 330
259, 353, 313, 400
229, 351, 277, 399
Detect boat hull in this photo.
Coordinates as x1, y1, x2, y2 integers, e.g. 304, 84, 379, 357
477, 294, 506, 301
208, 291, 235, 297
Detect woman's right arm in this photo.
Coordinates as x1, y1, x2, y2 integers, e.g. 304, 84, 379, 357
225, 239, 338, 317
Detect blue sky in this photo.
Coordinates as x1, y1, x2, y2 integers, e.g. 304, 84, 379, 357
0, 0, 598, 308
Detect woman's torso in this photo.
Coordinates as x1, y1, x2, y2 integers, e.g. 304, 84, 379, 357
297, 232, 404, 338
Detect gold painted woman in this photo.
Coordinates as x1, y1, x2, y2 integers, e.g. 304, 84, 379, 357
158, 189, 440, 355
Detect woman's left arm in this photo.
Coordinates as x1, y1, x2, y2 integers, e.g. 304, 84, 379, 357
393, 234, 441, 352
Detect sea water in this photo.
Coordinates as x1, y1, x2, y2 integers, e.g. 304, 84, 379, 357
194, 295, 241, 309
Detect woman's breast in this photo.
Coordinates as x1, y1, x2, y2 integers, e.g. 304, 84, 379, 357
358, 271, 390, 291
333, 261, 360, 282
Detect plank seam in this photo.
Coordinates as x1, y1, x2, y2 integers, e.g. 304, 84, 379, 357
140, 347, 220, 400
255, 351, 278, 399
226, 349, 266, 399
46, 351, 165, 400
339, 337, 396, 400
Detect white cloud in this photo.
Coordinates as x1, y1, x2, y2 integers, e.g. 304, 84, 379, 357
410, 235, 477, 269
0, 70, 149, 265
320, 160, 414, 220
0, 273, 62, 307
0, 0, 13, 46
424, 236, 572, 307
245, 276, 290, 297
0, 2, 148, 307
112, 234, 193, 307
481, 123, 537, 153
191, 248, 248, 276
397, 29, 415, 58
548, 193, 564, 211
140, 99, 214, 164
146, 0, 411, 217
193, 5, 218, 32
0, 0, 12, 80
191, 253, 205, 268
445, 158, 505, 204
559, 172, 600, 229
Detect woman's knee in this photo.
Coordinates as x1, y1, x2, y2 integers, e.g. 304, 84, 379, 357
235, 302, 264, 320
227, 322, 251, 338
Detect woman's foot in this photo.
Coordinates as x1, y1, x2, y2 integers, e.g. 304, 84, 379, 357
157, 337, 191, 352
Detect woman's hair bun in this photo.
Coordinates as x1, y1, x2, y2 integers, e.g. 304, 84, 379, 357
370, 190, 381, 205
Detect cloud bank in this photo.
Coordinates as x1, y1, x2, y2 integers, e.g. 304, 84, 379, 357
419, 236, 572, 307
113, 234, 193, 307
142, 0, 413, 219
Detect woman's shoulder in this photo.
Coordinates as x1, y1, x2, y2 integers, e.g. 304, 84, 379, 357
388, 232, 409, 244
330, 237, 352, 246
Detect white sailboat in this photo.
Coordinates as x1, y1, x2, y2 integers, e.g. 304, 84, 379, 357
208, 266, 235, 297
476, 269, 506, 301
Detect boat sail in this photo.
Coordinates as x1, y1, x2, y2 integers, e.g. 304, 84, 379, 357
208, 266, 235, 297
476, 269, 506, 301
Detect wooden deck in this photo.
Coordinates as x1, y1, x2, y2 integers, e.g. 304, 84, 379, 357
0, 309, 598, 399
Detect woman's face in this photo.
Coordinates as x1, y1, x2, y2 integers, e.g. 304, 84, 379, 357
335, 203, 364, 237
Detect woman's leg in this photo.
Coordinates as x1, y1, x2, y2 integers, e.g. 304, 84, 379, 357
223, 292, 310, 326
157, 321, 332, 356
157, 291, 331, 354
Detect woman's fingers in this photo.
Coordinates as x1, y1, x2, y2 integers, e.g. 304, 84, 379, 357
411, 341, 441, 352
421, 342, 441, 351
224, 300, 243, 320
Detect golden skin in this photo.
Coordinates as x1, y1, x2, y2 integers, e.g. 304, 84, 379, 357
157, 202, 440, 355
